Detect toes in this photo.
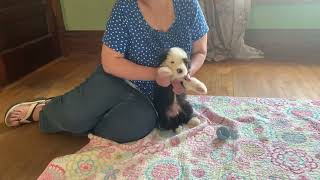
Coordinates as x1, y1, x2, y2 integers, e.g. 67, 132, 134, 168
6, 117, 20, 126
11, 112, 20, 116
9, 115, 19, 120
9, 116, 20, 121
10, 106, 28, 119
6, 110, 23, 125
10, 111, 21, 117
9, 120, 20, 127
13, 109, 22, 113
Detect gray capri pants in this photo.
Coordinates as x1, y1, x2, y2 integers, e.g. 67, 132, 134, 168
39, 65, 157, 143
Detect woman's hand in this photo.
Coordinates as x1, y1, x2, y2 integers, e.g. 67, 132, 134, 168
155, 69, 171, 87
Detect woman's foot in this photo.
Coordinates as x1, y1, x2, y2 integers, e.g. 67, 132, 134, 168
8, 104, 44, 126
4, 99, 49, 127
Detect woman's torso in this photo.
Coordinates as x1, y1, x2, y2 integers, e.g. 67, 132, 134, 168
104, 0, 205, 99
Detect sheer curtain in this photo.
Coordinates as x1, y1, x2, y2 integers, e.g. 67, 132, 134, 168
199, 0, 264, 61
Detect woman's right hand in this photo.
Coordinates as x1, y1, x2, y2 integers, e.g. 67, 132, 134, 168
155, 68, 172, 87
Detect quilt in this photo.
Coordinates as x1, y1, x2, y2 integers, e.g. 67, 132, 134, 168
38, 96, 320, 179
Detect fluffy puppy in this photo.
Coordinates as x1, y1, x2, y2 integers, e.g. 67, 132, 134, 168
154, 47, 202, 132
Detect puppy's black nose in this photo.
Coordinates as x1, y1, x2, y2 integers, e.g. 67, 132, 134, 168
177, 68, 183, 74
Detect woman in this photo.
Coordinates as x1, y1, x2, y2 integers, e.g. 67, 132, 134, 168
4, 0, 208, 143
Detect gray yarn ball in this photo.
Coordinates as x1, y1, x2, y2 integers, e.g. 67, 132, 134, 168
216, 126, 231, 140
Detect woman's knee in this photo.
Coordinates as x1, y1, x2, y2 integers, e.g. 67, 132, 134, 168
95, 111, 156, 143
93, 95, 157, 143
58, 110, 96, 134
39, 105, 93, 134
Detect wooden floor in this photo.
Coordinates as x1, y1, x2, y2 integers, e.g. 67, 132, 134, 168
0, 54, 320, 179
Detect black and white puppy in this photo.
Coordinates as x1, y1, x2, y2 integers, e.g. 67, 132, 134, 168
154, 47, 200, 132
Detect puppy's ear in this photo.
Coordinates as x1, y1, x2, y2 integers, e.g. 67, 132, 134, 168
182, 57, 191, 70
159, 49, 171, 64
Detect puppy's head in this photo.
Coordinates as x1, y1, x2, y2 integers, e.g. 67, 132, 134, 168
160, 47, 190, 79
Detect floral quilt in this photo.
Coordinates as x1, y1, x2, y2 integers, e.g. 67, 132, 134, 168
38, 96, 320, 180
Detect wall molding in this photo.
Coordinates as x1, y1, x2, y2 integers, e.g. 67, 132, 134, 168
245, 29, 320, 60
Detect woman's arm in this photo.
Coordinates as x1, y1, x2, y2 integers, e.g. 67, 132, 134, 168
189, 34, 208, 76
172, 34, 207, 94
101, 44, 171, 87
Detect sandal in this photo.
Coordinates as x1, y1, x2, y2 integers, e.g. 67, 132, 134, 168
4, 97, 50, 127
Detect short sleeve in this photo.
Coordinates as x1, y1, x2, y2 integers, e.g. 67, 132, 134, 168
102, 0, 129, 54
191, 0, 209, 42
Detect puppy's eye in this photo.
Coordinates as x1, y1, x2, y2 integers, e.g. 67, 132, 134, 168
171, 61, 175, 64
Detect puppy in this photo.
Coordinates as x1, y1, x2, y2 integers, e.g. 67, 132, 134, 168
154, 47, 200, 132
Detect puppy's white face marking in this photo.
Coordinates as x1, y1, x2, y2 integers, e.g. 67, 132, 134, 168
161, 47, 189, 79
166, 95, 181, 118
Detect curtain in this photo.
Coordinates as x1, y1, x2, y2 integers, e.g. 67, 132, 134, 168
199, 0, 264, 61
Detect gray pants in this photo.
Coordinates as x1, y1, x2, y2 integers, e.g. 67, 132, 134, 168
39, 65, 157, 143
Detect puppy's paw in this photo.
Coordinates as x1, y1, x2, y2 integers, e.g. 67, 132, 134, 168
191, 78, 207, 95
187, 117, 201, 128
183, 78, 207, 95
175, 126, 184, 134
